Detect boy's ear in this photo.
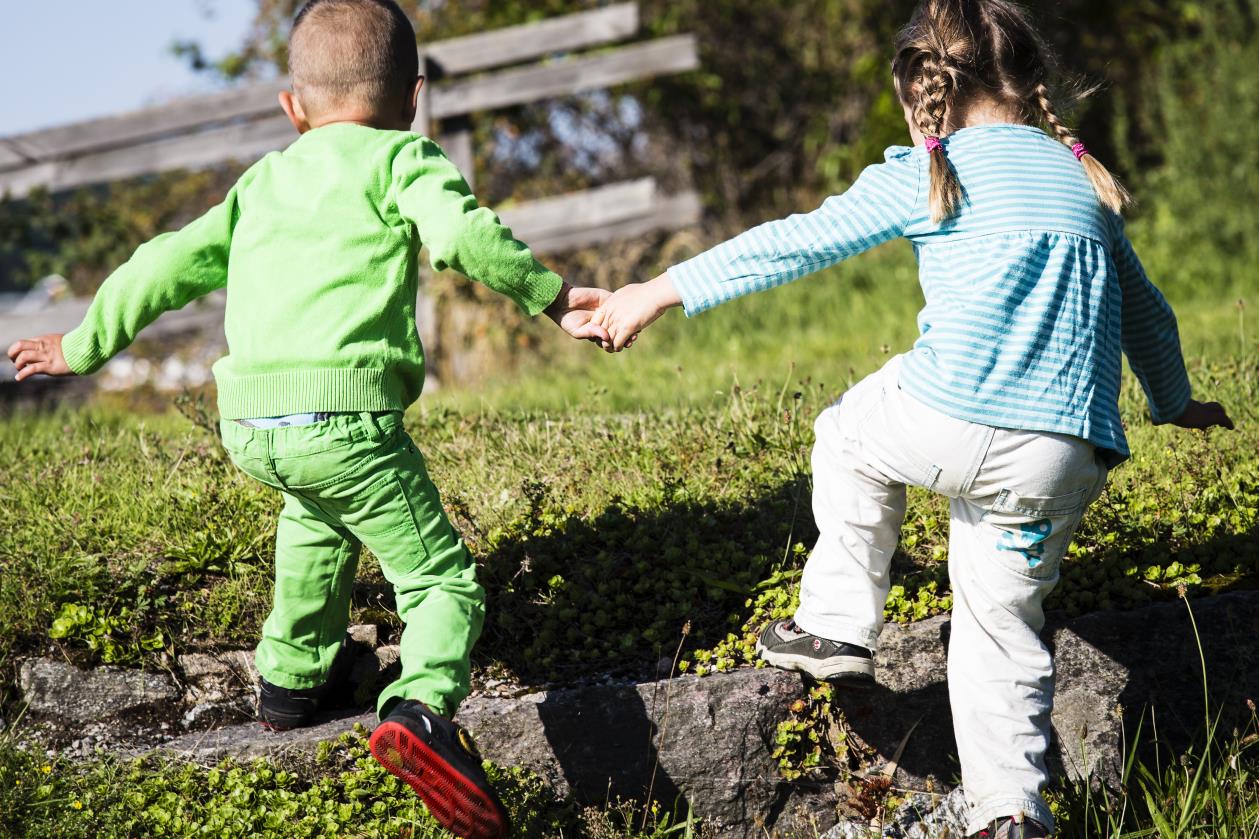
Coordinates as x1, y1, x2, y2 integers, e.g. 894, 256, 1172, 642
402, 75, 426, 127
279, 90, 311, 134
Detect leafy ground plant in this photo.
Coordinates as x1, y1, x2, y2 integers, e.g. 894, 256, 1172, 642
0, 726, 712, 839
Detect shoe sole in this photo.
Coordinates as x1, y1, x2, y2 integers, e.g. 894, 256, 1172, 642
756, 640, 876, 686
369, 720, 508, 839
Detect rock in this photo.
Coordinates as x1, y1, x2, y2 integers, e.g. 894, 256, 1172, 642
154, 591, 1259, 838
178, 650, 259, 704
822, 788, 967, 839
347, 624, 379, 649
19, 659, 179, 723
161, 668, 835, 838
1047, 590, 1259, 785
350, 644, 401, 705
830, 591, 1259, 793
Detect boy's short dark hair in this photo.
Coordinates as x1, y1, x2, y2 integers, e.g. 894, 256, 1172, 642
289, 0, 419, 116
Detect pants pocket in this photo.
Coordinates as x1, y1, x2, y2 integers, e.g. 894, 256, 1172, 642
983, 488, 1090, 581
990, 487, 1089, 518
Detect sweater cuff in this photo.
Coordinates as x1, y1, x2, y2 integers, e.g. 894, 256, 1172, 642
60, 325, 109, 375
517, 266, 565, 317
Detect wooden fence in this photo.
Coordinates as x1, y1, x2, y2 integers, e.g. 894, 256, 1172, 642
0, 3, 702, 254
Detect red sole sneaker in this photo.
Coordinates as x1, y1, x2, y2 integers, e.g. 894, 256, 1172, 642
369, 720, 508, 839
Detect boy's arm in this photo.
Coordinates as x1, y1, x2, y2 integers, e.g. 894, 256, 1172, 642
393, 138, 609, 345
392, 138, 564, 317
51, 189, 241, 376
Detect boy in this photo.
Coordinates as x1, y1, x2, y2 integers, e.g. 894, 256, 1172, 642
7, 1, 610, 836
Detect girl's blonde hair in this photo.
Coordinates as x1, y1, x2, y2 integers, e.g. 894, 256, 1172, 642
892, 0, 1132, 223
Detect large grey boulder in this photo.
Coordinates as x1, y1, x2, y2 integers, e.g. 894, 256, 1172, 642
148, 590, 1259, 838
19, 659, 178, 722
162, 668, 836, 838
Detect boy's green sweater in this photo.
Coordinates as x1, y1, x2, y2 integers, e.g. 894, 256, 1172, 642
61, 124, 563, 418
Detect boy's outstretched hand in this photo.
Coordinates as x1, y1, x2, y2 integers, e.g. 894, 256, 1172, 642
7, 334, 73, 381
1171, 399, 1235, 431
592, 273, 682, 352
545, 283, 614, 348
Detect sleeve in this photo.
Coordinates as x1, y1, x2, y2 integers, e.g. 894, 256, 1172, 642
667, 148, 920, 316
60, 184, 243, 375
1113, 220, 1192, 423
392, 137, 563, 317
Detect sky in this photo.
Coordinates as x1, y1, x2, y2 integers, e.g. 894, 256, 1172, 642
1, 0, 260, 136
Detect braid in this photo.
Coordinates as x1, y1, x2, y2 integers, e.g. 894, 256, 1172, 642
917, 56, 952, 137
1033, 83, 1131, 213
914, 54, 963, 223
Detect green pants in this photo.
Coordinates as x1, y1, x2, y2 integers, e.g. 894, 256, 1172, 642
219, 411, 484, 718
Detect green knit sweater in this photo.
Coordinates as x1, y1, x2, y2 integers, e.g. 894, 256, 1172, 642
61, 123, 563, 418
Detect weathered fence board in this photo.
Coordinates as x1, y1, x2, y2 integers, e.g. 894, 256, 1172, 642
430, 35, 698, 119
10, 116, 294, 196
517, 191, 703, 254
6, 83, 288, 162
426, 3, 639, 75
500, 178, 656, 237
0, 142, 32, 169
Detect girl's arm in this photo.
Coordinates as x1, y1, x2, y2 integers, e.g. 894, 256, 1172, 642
1113, 225, 1232, 430
669, 153, 918, 316
595, 152, 918, 349
1112, 227, 1194, 423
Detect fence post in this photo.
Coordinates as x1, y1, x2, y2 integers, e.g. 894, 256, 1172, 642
413, 50, 432, 137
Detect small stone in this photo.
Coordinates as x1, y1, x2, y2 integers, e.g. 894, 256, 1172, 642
347, 624, 379, 648
178, 650, 258, 704
375, 645, 401, 668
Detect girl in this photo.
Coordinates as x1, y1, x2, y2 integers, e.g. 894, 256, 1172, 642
593, 1, 1233, 836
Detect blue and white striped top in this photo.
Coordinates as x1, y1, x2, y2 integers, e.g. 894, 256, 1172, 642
668, 124, 1190, 463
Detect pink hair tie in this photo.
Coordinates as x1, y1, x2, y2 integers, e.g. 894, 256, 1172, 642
924, 136, 943, 154
1071, 142, 1089, 160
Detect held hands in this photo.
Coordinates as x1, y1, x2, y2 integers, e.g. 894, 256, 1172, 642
1171, 399, 1235, 431
590, 273, 682, 352
545, 283, 614, 347
7, 334, 73, 381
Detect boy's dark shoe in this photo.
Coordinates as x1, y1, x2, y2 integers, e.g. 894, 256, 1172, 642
257, 640, 355, 731
370, 699, 509, 839
970, 816, 1052, 838
755, 619, 875, 685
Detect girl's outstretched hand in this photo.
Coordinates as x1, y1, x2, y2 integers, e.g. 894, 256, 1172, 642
592, 273, 683, 352
1171, 399, 1235, 431
7, 334, 73, 381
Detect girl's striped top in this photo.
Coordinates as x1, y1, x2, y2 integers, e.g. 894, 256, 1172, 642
667, 123, 1190, 463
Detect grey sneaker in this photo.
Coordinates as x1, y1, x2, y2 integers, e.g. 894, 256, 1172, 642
971, 816, 1051, 838
755, 619, 875, 685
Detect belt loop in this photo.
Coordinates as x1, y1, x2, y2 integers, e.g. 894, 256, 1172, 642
361, 410, 385, 441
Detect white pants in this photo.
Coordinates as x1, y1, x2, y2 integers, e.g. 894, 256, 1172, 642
794, 357, 1107, 833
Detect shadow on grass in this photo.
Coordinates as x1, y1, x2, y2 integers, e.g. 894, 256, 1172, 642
342, 472, 1259, 822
